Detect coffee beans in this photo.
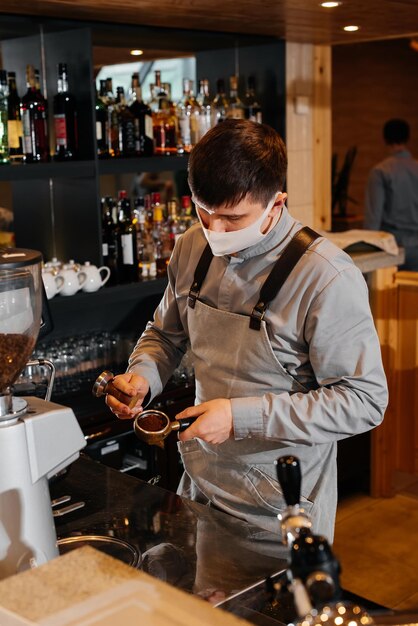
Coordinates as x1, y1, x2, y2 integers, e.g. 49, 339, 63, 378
0, 333, 35, 389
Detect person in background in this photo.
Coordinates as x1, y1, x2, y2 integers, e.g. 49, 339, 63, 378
106, 119, 388, 543
364, 118, 418, 271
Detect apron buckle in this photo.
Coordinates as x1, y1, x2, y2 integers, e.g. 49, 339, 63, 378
188, 283, 200, 309
250, 302, 266, 330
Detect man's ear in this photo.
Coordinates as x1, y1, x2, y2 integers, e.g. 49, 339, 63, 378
270, 192, 288, 214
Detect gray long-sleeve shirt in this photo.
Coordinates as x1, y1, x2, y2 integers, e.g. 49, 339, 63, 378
129, 206, 388, 446
364, 149, 418, 246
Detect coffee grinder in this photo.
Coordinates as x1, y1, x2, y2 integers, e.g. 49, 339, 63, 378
0, 248, 86, 580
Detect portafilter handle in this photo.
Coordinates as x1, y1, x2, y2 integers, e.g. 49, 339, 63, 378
275, 455, 302, 506
92, 370, 142, 410
170, 417, 197, 432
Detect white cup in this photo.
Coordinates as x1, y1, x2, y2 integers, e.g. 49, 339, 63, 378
58, 265, 87, 296
42, 270, 65, 300
80, 262, 111, 293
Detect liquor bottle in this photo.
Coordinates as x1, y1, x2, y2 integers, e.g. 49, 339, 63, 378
179, 194, 196, 231
117, 190, 138, 283
0, 70, 9, 164
21, 65, 49, 163
105, 77, 118, 157
226, 75, 245, 119
212, 78, 229, 125
129, 73, 154, 157
177, 78, 200, 154
95, 80, 109, 158
167, 199, 185, 247
152, 204, 170, 277
149, 70, 177, 155
243, 76, 263, 123
196, 78, 212, 141
115, 86, 136, 157
101, 196, 120, 285
53, 63, 78, 161
7, 71, 23, 162
134, 196, 154, 280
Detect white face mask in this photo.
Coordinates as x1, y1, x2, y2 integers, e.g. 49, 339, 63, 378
194, 193, 280, 257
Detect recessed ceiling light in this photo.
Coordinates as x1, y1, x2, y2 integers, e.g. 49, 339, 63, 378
320, 2, 341, 7
343, 25, 359, 32
130, 49, 144, 56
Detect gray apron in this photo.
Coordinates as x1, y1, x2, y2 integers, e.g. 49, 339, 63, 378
177, 237, 337, 542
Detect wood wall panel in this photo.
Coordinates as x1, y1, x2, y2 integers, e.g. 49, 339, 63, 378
394, 272, 418, 475
370, 270, 418, 496
332, 38, 418, 222
369, 266, 399, 497
286, 42, 331, 230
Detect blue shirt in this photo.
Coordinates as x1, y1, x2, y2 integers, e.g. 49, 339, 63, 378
364, 149, 418, 246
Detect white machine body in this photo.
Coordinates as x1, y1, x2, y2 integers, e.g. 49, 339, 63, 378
0, 396, 86, 579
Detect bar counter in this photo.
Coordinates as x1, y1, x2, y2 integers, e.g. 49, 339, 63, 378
49, 454, 288, 601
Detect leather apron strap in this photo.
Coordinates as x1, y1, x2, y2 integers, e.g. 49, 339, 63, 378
250, 226, 320, 330
187, 242, 213, 309
188, 227, 321, 329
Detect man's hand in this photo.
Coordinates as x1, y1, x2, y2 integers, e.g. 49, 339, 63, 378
105, 372, 149, 420
176, 398, 233, 444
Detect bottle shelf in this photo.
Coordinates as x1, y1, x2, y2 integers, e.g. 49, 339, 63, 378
42, 278, 168, 342
98, 154, 189, 175
47, 278, 168, 314
0, 160, 96, 181
0, 156, 189, 181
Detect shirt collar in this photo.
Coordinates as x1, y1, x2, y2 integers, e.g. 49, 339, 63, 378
233, 206, 300, 261
394, 149, 411, 158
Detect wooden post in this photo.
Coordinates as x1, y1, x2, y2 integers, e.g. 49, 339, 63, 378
368, 266, 399, 497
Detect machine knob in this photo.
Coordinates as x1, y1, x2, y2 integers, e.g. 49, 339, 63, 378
275, 455, 301, 506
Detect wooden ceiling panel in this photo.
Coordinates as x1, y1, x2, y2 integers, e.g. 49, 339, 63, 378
0, 0, 417, 45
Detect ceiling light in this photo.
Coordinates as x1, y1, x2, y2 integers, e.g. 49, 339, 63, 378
130, 49, 143, 56
343, 25, 359, 32
320, 2, 341, 7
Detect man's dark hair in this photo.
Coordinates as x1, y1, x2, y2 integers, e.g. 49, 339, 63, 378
383, 119, 410, 145
188, 119, 287, 208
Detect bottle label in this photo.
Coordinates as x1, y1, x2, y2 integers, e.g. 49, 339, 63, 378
22, 110, 32, 153
54, 114, 68, 147
0, 114, 7, 147
145, 115, 153, 140
121, 234, 134, 265
249, 111, 263, 124
96, 120, 102, 141
149, 261, 157, 278
102, 242, 109, 256
198, 114, 211, 141
179, 116, 191, 146
7, 120, 23, 149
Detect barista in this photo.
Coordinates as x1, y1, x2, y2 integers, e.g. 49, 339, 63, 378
106, 119, 388, 542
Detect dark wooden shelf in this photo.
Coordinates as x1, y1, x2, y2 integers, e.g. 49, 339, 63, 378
48, 278, 168, 313
42, 278, 168, 341
98, 155, 189, 175
0, 160, 96, 181
0, 155, 189, 181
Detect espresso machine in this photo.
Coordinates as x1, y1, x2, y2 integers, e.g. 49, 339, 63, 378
0, 248, 86, 580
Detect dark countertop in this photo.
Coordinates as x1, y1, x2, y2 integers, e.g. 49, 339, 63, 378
50, 455, 389, 626
50, 454, 288, 603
